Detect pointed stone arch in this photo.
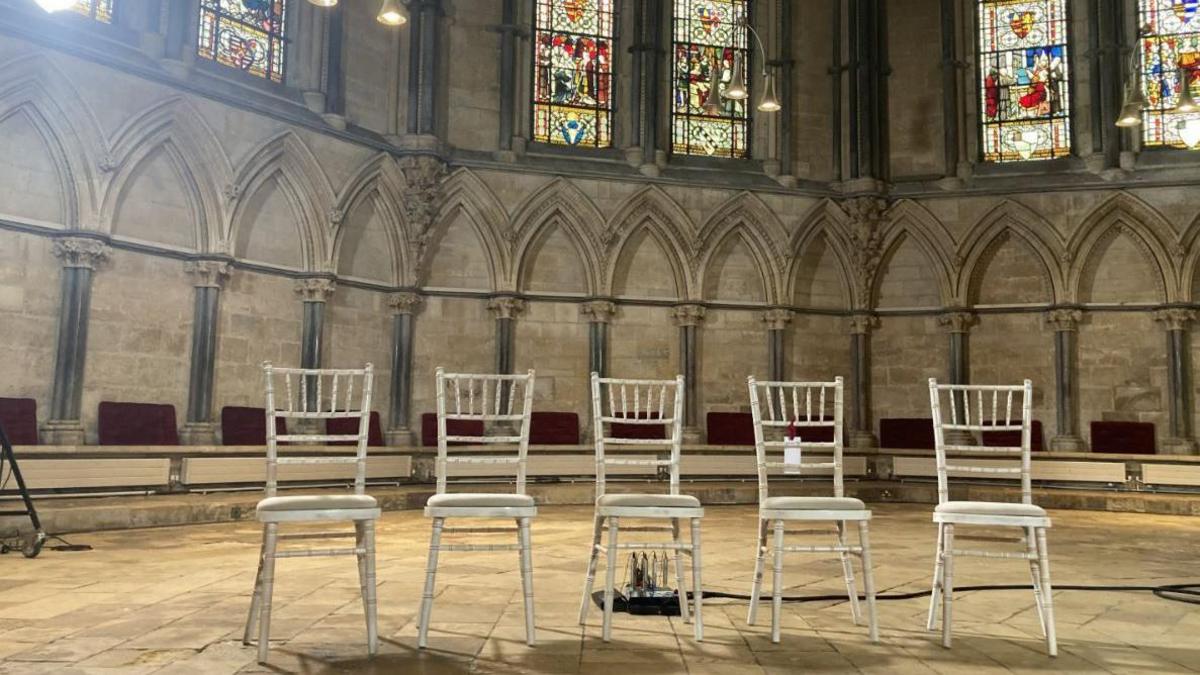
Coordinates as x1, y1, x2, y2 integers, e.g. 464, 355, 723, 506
329, 153, 408, 285
1170, 207, 1200, 302
99, 97, 230, 252
509, 177, 603, 294
1066, 193, 1176, 304
957, 200, 1064, 305
421, 168, 508, 290
0, 55, 104, 229
603, 185, 693, 298
872, 200, 955, 308
225, 131, 334, 271
695, 192, 788, 303
787, 201, 854, 310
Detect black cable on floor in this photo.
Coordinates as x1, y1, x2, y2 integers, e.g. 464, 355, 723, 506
696, 582, 1200, 606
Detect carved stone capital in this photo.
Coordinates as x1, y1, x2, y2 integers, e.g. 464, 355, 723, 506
671, 304, 706, 327
52, 237, 110, 270
184, 260, 232, 288
937, 311, 977, 334
761, 308, 793, 331
1155, 308, 1197, 332
388, 292, 424, 315
1044, 308, 1083, 332
294, 277, 337, 302
487, 296, 526, 320
847, 313, 880, 335
580, 300, 617, 324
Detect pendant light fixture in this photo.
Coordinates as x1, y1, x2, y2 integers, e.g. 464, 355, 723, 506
757, 73, 781, 112
1174, 67, 1199, 114
724, 53, 749, 101
377, 0, 408, 26
307, 0, 338, 7
704, 15, 782, 115
1179, 119, 1200, 149
35, 0, 75, 12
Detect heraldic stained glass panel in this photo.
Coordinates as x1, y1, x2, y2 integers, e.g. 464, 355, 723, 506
1139, 0, 1200, 147
977, 0, 1072, 162
672, 0, 750, 158
532, 0, 616, 148
197, 0, 288, 83
71, 0, 113, 22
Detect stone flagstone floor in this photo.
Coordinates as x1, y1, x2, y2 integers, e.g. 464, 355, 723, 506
0, 503, 1197, 674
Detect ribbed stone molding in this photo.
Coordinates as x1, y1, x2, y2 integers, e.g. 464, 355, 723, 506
294, 277, 337, 303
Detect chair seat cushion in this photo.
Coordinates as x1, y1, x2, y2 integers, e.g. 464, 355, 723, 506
256, 494, 377, 513
426, 493, 535, 508
935, 501, 1046, 518
596, 493, 701, 508
762, 496, 865, 511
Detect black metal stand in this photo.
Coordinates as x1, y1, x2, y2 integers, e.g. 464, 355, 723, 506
0, 422, 45, 558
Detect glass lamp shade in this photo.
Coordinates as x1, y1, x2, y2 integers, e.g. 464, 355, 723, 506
1179, 119, 1200, 149
757, 73, 780, 112
378, 0, 408, 25
35, 0, 75, 11
702, 83, 725, 116
1116, 96, 1145, 128
1174, 71, 1199, 114
307, 0, 338, 7
724, 54, 748, 100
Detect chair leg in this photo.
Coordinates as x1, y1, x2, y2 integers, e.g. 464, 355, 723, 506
1036, 527, 1057, 657
578, 514, 604, 625
418, 516, 444, 649
243, 525, 268, 645
836, 520, 863, 625
602, 516, 619, 642
746, 517, 768, 626
770, 519, 784, 644
689, 517, 704, 642
361, 520, 379, 656
517, 517, 536, 646
941, 524, 955, 649
1026, 526, 1047, 639
926, 523, 945, 631
858, 521, 879, 643
671, 518, 691, 625
256, 522, 279, 664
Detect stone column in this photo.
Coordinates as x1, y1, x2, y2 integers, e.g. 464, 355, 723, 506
938, 311, 976, 444
386, 293, 423, 446
43, 238, 110, 445
488, 296, 525, 413
847, 313, 879, 448
496, 0, 519, 154
180, 260, 231, 445
406, 0, 442, 140
672, 304, 705, 442
846, 0, 888, 181
762, 309, 793, 382
295, 278, 336, 413
1045, 309, 1085, 451
1156, 308, 1197, 454
581, 301, 616, 378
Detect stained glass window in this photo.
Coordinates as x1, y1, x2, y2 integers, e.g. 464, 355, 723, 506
671, 0, 750, 158
532, 0, 616, 148
977, 0, 1071, 162
70, 0, 112, 22
197, 0, 288, 84
1139, 0, 1200, 147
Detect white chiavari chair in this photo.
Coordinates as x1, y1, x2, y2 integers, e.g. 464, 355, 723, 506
746, 376, 878, 644
418, 367, 538, 648
243, 363, 379, 664
578, 373, 704, 642
926, 378, 1056, 655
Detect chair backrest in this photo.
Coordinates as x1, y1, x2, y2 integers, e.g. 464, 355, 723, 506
435, 367, 536, 494
262, 362, 375, 498
589, 373, 684, 498
747, 376, 845, 504
928, 378, 1034, 505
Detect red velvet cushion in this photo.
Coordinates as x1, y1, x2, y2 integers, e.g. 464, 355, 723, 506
0, 397, 38, 445
326, 412, 385, 446
981, 420, 1045, 452
1091, 421, 1156, 454
706, 412, 755, 446
880, 418, 936, 450
421, 413, 486, 447
221, 406, 287, 446
98, 402, 178, 446
610, 411, 665, 440
530, 412, 578, 445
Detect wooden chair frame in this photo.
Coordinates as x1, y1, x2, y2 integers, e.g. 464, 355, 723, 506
243, 363, 379, 664
578, 373, 704, 642
926, 378, 1056, 656
746, 376, 878, 643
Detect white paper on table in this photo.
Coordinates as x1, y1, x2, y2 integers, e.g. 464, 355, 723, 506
783, 438, 802, 474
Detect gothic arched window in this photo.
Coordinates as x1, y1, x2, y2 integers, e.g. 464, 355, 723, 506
531, 0, 617, 147
197, 0, 289, 83
671, 0, 750, 158
71, 0, 113, 22
1138, 0, 1200, 147
977, 0, 1072, 161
